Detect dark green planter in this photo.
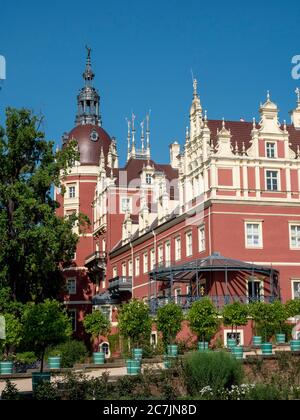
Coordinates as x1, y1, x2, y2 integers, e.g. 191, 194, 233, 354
48, 356, 61, 370
0, 361, 13, 375
198, 342, 209, 352
32, 372, 51, 392
93, 352, 105, 365
253, 336, 262, 347
164, 356, 173, 369
227, 338, 236, 349
290, 340, 300, 352
167, 345, 178, 358
133, 348, 143, 361
231, 346, 244, 360
126, 360, 141, 376
261, 343, 273, 356
276, 334, 286, 344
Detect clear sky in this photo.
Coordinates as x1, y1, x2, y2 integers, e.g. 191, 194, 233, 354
0, 0, 300, 165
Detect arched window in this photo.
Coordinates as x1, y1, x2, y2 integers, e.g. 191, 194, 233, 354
100, 342, 111, 359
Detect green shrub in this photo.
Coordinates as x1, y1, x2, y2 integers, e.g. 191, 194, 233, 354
34, 382, 60, 400
245, 384, 284, 400
15, 352, 37, 365
47, 340, 88, 368
183, 351, 244, 396
1, 380, 20, 400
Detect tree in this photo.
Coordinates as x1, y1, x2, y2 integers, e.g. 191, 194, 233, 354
187, 299, 220, 344
222, 302, 249, 338
22, 300, 72, 372
285, 300, 300, 318
118, 300, 152, 348
248, 302, 275, 342
0, 108, 89, 303
83, 310, 111, 349
271, 301, 288, 334
156, 303, 183, 347
0, 313, 23, 360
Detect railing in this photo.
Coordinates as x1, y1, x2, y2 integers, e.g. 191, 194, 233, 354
148, 295, 278, 313
85, 251, 107, 266
108, 277, 133, 292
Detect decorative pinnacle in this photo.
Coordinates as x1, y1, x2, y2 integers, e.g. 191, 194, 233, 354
83, 45, 94, 83
296, 88, 300, 106
193, 78, 198, 97
267, 90, 271, 101
253, 117, 256, 129
283, 119, 287, 131
222, 118, 225, 129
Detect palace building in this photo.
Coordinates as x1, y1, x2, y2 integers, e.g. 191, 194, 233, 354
56, 51, 300, 349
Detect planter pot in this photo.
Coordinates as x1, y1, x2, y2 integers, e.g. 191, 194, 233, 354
93, 352, 105, 365
0, 361, 13, 375
32, 372, 51, 392
133, 348, 143, 361
164, 356, 173, 369
261, 343, 273, 356
290, 340, 300, 352
48, 357, 61, 370
167, 345, 178, 358
198, 342, 209, 352
126, 360, 141, 376
231, 346, 244, 360
253, 336, 262, 347
276, 334, 286, 345
227, 338, 236, 350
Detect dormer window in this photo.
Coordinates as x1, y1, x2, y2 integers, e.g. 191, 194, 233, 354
266, 142, 276, 159
146, 174, 152, 185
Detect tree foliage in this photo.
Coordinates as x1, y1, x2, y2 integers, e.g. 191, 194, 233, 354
22, 299, 72, 372
285, 300, 300, 318
0, 312, 23, 359
248, 302, 276, 342
222, 302, 249, 333
118, 300, 152, 348
83, 310, 111, 342
0, 108, 89, 302
188, 298, 220, 342
156, 303, 183, 346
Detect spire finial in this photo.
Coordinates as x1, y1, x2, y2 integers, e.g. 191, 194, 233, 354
267, 90, 271, 101
235, 142, 239, 154
146, 111, 151, 159
283, 119, 287, 131
253, 117, 256, 129
141, 120, 145, 152
131, 112, 136, 153
296, 87, 300, 106
242, 142, 246, 155
193, 78, 198, 97
222, 118, 225, 129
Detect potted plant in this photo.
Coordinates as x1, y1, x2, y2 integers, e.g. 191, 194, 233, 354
285, 300, 300, 351
271, 301, 288, 344
47, 348, 62, 370
187, 298, 220, 352
83, 310, 111, 365
222, 302, 249, 357
118, 300, 152, 370
0, 313, 23, 375
249, 302, 274, 355
22, 300, 72, 391
156, 303, 183, 359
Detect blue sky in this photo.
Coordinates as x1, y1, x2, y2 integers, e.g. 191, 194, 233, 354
0, 0, 299, 165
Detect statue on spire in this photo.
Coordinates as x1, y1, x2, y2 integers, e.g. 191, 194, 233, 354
86, 45, 92, 61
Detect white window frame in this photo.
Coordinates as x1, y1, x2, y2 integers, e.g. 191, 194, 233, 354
247, 278, 264, 302
113, 267, 118, 279
158, 245, 164, 266
289, 223, 300, 250
175, 236, 181, 261
135, 257, 140, 277
165, 241, 171, 267
102, 239, 106, 252
150, 249, 156, 271
198, 225, 206, 253
186, 285, 192, 295
122, 262, 127, 277
68, 309, 77, 332
186, 231, 193, 257
143, 253, 148, 274
68, 185, 76, 199
97, 305, 112, 322
266, 142, 277, 159
151, 332, 158, 347
99, 342, 111, 359
291, 279, 300, 300
120, 196, 133, 214
175, 288, 182, 304
146, 174, 152, 185
224, 329, 244, 347
67, 278, 76, 295
265, 169, 280, 192
245, 222, 263, 249
128, 260, 133, 277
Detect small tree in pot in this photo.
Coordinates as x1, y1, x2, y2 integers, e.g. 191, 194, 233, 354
0, 313, 23, 374
156, 303, 183, 356
83, 310, 111, 364
187, 298, 220, 351
222, 302, 249, 348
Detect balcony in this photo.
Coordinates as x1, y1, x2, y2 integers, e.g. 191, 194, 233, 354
148, 294, 277, 314
108, 277, 133, 294
85, 251, 107, 273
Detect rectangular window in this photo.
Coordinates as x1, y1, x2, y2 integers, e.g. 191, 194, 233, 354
186, 285, 192, 296
68, 186, 76, 199
135, 257, 140, 277
198, 226, 206, 253
246, 223, 263, 248
146, 174, 152, 185
128, 260, 133, 277
102, 239, 106, 252
150, 249, 156, 271
68, 310, 77, 332
290, 225, 300, 249
292, 280, 300, 300
266, 170, 279, 191
158, 246, 164, 267
67, 278, 76, 295
113, 267, 118, 279
165, 242, 171, 267
175, 288, 182, 304
266, 142, 276, 159
143, 253, 148, 274
248, 280, 263, 303
175, 237, 181, 261
186, 232, 193, 257
98, 306, 112, 322
121, 197, 132, 213
122, 262, 127, 277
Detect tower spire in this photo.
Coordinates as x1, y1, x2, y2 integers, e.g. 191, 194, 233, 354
75, 47, 101, 126
131, 113, 136, 158
146, 111, 151, 160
